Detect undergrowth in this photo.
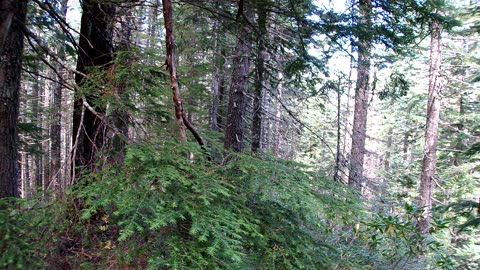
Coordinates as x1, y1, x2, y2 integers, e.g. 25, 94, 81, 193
0, 140, 454, 269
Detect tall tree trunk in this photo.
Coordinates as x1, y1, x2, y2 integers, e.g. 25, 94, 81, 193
384, 100, 394, 171
342, 54, 354, 163
72, 0, 115, 178
261, 84, 271, 150
209, 19, 227, 132
224, 1, 252, 153
209, 20, 221, 131
0, 0, 27, 198
384, 129, 392, 171
251, 1, 267, 153
108, 1, 134, 164
348, 0, 372, 190
50, 0, 69, 192
163, 0, 187, 142
217, 49, 227, 130
272, 81, 282, 157
334, 86, 343, 183
31, 65, 43, 194
418, 19, 442, 233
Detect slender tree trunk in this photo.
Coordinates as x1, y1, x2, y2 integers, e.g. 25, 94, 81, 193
209, 20, 222, 131
251, 1, 267, 153
163, 0, 187, 142
0, 0, 27, 198
348, 0, 372, 190
209, 21, 228, 133
217, 49, 227, 130
343, 54, 354, 162
334, 86, 343, 182
384, 129, 392, 171
50, 0, 69, 192
272, 82, 282, 157
261, 83, 271, 150
30, 59, 42, 194
42, 69, 50, 191
452, 95, 464, 166
384, 100, 394, 171
418, 19, 442, 233
72, 0, 115, 178
224, 1, 252, 153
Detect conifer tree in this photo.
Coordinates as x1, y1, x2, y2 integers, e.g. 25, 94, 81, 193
418, 17, 443, 233
224, 0, 253, 153
72, 0, 115, 177
349, 0, 372, 190
0, 0, 28, 198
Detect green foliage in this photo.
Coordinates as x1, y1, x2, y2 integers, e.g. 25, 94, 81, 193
379, 71, 410, 100
0, 198, 65, 269
2, 137, 464, 270
72, 140, 361, 269
0, 199, 41, 269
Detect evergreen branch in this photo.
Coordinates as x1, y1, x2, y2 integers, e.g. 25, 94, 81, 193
22, 26, 87, 80
30, 0, 80, 52
269, 87, 335, 157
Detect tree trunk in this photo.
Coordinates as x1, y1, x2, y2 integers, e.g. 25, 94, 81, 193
209, 19, 228, 133
209, 20, 222, 132
72, 0, 115, 178
0, 0, 27, 198
224, 1, 252, 153
348, 0, 372, 190
384, 128, 392, 171
384, 99, 394, 171
31, 67, 43, 194
50, 0, 69, 192
163, 0, 187, 142
334, 86, 343, 183
272, 81, 282, 157
418, 19, 442, 234
108, 2, 134, 164
251, 1, 267, 153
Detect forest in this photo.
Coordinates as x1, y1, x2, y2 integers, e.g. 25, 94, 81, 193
0, 0, 479, 269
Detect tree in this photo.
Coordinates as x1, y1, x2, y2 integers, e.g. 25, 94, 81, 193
224, 1, 253, 153
251, 0, 268, 153
348, 0, 372, 190
50, 0, 69, 191
0, 0, 28, 198
72, 0, 115, 177
418, 17, 443, 233
163, 0, 187, 143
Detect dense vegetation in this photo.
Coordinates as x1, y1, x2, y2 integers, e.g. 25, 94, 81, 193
0, 0, 479, 269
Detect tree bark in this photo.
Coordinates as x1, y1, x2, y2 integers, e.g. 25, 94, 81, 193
272, 81, 282, 157
418, 18, 442, 234
50, 0, 69, 192
224, 1, 252, 153
0, 0, 27, 198
72, 0, 115, 177
31, 62, 43, 194
163, 0, 187, 142
334, 86, 343, 183
251, 1, 267, 153
348, 0, 372, 191
209, 19, 223, 132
